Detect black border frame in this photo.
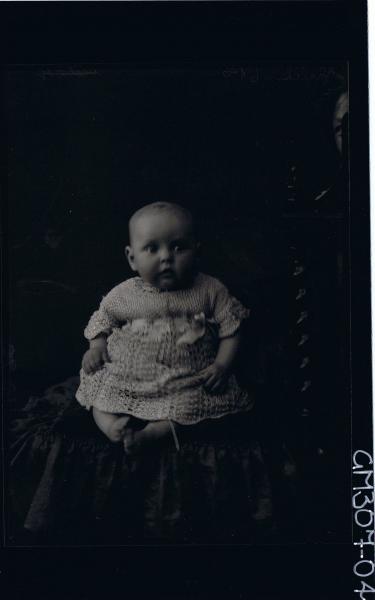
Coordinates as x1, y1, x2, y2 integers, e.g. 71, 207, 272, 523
0, 2, 371, 598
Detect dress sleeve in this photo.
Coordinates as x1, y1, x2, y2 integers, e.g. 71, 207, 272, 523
84, 287, 122, 340
210, 279, 251, 339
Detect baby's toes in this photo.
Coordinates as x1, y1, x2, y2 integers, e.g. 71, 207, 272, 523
107, 429, 124, 443
115, 415, 131, 432
107, 416, 130, 443
123, 429, 137, 455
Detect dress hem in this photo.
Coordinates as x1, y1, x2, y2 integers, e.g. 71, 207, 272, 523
75, 396, 255, 426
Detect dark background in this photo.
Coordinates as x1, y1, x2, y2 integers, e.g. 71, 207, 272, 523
5, 62, 351, 545
6, 64, 346, 391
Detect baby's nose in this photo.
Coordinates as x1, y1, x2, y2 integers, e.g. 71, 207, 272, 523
159, 247, 173, 262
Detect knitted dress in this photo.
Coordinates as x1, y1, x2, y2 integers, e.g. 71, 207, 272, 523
76, 272, 253, 424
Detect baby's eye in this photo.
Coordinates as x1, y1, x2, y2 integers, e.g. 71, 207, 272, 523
172, 243, 187, 252
144, 244, 157, 253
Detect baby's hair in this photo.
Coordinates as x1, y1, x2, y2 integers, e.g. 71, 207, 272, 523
128, 202, 194, 243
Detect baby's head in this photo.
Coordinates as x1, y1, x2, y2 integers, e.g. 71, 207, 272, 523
125, 202, 198, 290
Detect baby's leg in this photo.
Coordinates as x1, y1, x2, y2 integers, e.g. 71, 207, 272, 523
123, 420, 180, 455
93, 407, 130, 443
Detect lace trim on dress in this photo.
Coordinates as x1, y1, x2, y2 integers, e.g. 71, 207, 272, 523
217, 297, 251, 338
84, 313, 112, 340
132, 273, 200, 294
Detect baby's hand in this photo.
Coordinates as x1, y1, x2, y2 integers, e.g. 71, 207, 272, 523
199, 362, 229, 393
82, 346, 109, 375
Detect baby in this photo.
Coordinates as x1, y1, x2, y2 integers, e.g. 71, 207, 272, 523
76, 202, 253, 453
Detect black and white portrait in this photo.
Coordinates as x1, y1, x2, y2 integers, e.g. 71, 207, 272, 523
1, 2, 371, 598
6, 62, 350, 543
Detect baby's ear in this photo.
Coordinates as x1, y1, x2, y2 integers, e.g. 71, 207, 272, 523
125, 246, 137, 271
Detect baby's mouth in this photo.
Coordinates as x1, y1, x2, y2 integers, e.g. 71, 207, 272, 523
159, 269, 174, 277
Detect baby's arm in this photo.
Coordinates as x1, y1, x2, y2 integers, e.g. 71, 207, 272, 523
82, 334, 109, 374
82, 285, 124, 374
200, 332, 241, 392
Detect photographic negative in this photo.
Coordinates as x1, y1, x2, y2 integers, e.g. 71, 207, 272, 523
1, 2, 372, 599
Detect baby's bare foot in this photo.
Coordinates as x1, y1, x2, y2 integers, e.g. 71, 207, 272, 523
123, 420, 178, 455
106, 415, 130, 443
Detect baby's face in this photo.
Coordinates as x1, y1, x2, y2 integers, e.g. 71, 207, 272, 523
126, 211, 197, 290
